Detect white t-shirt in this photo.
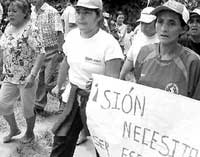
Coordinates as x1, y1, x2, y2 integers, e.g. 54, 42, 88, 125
63, 28, 124, 90
127, 30, 159, 66
61, 5, 76, 38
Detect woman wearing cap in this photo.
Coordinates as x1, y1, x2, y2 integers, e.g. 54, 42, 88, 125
120, 7, 159, 81
179, 8, 200, 56
50, 0, 123, 156
120, 0, 200, 100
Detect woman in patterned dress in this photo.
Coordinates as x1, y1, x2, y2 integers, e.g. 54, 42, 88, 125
0, 0, 45, 143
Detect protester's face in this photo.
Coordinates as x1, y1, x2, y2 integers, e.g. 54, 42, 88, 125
141, 21, 156, 37
116, 14, 124, 25
8, 4, 26, 26
76, 7, 100, 35
126, 25, 132, 33
188, 15, 200, 37
156, 11, 184, 44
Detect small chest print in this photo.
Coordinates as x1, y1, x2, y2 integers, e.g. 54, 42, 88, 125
85, 56, 101, 64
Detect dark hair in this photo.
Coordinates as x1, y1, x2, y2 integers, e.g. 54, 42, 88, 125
117, 11, 124, 16
9, 0, 31, 19
177, 13, 188, 28
91, 8, 103, 26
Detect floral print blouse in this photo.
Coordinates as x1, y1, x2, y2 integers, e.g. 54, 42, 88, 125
0, 20, 45, 84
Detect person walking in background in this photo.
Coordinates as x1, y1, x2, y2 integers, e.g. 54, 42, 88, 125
120, 7, 159, 81
116, 11, 127, 54
0, 0, 45, 143
120, 0, 200, 100
29, 0, 64, 115
61, 0, 77, 39
179, 8, 200, 55
109, 18, 120, 40
101, 11, 111, 33
123, 23, 134, 56
50, 0, 124, 156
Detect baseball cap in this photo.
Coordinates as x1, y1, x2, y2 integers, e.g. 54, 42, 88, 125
137, 7, 156, 23
75, 0, 103, 10
190, 8, 200, 17
151, 0, 189, 24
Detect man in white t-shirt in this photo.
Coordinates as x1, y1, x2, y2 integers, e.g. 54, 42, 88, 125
120, 7, 159, 81
127, 7, 159, 66
61, 1, 77, 38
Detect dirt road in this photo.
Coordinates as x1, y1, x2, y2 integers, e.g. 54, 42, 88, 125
0, 96, 97, 157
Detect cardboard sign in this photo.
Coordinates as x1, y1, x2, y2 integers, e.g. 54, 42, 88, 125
86, 74, 200, 157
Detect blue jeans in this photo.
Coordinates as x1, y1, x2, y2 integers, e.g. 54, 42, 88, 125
35, 52, 61, 109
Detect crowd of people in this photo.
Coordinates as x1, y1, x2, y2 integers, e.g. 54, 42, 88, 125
0, 0, 199, 156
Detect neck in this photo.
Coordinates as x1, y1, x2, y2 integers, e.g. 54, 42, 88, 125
80, 27, 99, 38
191, 35, 200, 43
12, 18, 28, 29
159, 42, 180, 60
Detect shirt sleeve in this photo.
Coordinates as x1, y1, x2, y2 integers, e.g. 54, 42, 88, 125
188, 58, 200, 100
104, 35, 124, 61
62, 30, 73, 56
68, 7, 76, 24
53, 11, 63, 32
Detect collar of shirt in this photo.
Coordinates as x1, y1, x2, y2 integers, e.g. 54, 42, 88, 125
34, 2, 49, 14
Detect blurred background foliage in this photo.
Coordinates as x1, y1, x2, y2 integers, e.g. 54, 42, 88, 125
47, 0, 200, 24
1, 0, 199, 25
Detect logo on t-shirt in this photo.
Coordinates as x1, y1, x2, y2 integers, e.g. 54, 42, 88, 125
85, 56, 101, 64
165, 83, 179, 94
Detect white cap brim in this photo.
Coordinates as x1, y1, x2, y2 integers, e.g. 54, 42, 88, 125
191, 10, 200, 17
137, 14, 156, 23
75, 4, 100, 9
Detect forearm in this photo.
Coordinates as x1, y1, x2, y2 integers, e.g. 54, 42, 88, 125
120, 59, 133, 80
57, 31, 64, 51
61, 20, 65, 33
57, 56, 69, 89
30, 53, 45, 77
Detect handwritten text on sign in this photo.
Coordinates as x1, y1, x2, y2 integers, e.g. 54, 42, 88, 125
86, 74, 200, 157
